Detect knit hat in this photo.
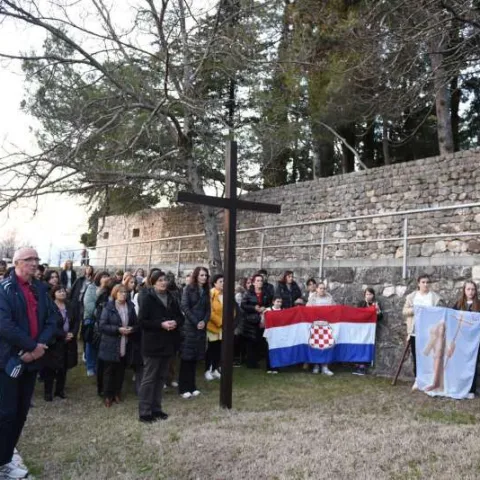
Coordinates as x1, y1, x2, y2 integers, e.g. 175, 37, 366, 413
12, 247, 40, 263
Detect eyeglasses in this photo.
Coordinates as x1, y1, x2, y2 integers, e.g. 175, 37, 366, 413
22, 257, 40, 262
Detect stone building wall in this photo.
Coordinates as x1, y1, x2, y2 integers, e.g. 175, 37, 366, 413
95, 148, 480, 378
97, 148, 480, 271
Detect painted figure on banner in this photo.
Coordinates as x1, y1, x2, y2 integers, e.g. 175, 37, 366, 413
416, 307, 480, 399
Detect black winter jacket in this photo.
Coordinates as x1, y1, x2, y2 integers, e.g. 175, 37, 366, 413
240, 287, 273, 341
139, 289, 184, 357
42, 305, 67, 371
98, 300, 138, 363
180, 285, 210, 361
275, 281, 303, 309
45, 302, 79, 370
60, 269, 77, 289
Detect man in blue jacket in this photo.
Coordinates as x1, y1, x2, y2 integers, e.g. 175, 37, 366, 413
0, 248, 56, 479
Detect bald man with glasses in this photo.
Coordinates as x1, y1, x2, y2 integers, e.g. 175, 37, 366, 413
0, 248, 56, 479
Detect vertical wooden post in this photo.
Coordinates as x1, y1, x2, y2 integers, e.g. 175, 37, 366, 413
220, 141, 237, 409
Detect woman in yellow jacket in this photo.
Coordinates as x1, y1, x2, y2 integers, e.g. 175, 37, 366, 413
205, 274, 224, 381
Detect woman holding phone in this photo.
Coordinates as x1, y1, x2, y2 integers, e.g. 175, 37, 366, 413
98, 284, 138, 407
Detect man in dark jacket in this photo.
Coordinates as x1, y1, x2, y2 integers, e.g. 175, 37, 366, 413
0, 247, 56, 479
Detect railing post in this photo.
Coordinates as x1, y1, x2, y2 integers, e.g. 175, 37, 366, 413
176, 240, 182, 277
402, 217, 409, 279
124, 244, 128, 272
147, 242, 153, 272
259, 233, 265, 269
103, 246, 108, 269
318, 226, 326, 279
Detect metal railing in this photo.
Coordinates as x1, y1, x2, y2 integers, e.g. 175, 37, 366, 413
59, 201, 480, 279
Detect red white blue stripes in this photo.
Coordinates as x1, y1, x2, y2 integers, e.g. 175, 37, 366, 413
264, 306, 377, 368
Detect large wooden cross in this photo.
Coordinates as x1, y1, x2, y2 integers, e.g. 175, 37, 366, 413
177, 140, 281, 408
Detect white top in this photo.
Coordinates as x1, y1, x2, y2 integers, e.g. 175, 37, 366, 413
307, 293, 335, 306
413, 291, 434, 307
66, 270, 72, 289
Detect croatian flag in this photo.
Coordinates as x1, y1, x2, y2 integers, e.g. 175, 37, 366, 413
264, 305, 377, 368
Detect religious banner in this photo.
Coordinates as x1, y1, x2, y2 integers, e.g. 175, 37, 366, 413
264, 305, 377, 368
415, 306, 480, 400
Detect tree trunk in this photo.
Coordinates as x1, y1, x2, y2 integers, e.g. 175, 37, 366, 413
382, 118, 391, 165
450, 76, 461, 151
339, 123, 356, 173
181, 134, 223, 274
200, 205, 223, 274
362, 121, 376, 168
429, 34, 454, 155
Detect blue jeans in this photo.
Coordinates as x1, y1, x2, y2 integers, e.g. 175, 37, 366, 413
0, 370, 37, 465
85, 342, 98, 374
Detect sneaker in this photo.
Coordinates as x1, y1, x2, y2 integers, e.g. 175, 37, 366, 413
467, 393, 475, 400
322, 366, 334, 376
12, 450, 27, 471
170, 381, 179, 388
181, 392, 192, 399
212, 369, 221, 379
266, 370, 273, 374
411, 381, 418, 391
192, 390, 201, 397
312, 365, 320, 374
86, 370, 95, 377
233, 361, 242, 367
271, 370, 279, 374
352, 366, 366, 376
204, 370, 214, 381
0, 461, 28, 479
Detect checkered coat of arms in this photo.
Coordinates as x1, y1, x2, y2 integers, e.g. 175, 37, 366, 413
308, 320, 335, 349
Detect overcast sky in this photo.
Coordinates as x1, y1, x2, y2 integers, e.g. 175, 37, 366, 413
0, 1, 219, 265
0, 11, 94, 265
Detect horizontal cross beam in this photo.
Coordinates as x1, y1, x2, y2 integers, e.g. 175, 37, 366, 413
177, 191, 281, 214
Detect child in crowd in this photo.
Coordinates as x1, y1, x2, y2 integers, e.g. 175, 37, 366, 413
354, 287, 383, 376
307, 283, 334, 376
263, 296, 283, 374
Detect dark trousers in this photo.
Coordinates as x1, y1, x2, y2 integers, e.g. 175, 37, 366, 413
246, 338, 260, 368
178, 359, 197, 394
96, 358, 105, 396
134, 364, 143, 396
103, 358, 127, 400
44, 367, 66, 397
166, 356, 176, 386
410, 336, 417, 377
263, 338, 272, 371
0, 370, 37, 466
205, 340, 222, 371
138, 356, 170, 417
234, 334, 246, 364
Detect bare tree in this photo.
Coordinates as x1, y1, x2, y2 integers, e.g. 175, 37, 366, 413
0, 0, 269, 272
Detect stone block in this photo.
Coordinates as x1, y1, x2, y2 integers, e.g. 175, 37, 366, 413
421, 243, 435, 256
473, 266, 480, 282
395, 286, 407, 297
383, 285, 396, 297
467, 240, 480, 254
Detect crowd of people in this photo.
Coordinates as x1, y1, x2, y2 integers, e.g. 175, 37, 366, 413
1, 248, 480, 479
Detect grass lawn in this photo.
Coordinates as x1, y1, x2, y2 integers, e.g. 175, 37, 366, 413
20, 363, 480, 480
